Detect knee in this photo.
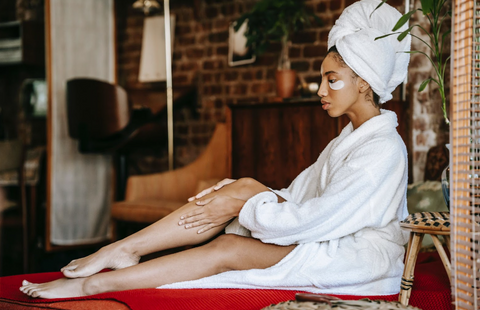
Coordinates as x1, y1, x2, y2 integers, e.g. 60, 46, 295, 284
236, 177, 259, 188
205, 234, 245, 272
235, 177, 265, 195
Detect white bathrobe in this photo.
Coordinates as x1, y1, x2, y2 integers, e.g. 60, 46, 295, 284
161, 109, 409, 295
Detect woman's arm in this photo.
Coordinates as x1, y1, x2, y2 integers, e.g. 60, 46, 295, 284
187, 178, 237, 202
238, 143, 407, 245
179, 178, 285, 233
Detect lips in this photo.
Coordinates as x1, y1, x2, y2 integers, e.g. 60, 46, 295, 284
321, 100, 330, 110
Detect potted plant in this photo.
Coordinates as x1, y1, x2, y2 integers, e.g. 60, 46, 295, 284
376, 0, 451, 207
376, 0, 451, 124
234, 0, 321, 98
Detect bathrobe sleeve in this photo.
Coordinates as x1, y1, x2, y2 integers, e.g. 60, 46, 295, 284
237, 137, 406, 246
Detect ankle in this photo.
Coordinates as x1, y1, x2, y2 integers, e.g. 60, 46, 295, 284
83, 276, 104, 296
103, 240, 131, 256
117, 235, 148, 258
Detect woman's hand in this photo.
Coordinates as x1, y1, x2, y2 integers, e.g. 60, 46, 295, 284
179, 195, 245, 234
187, 178, 237, 202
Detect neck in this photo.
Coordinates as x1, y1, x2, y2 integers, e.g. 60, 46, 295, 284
348, 101, 381, 130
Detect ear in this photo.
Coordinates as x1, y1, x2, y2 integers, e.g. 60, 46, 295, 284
358, 78, 370, 93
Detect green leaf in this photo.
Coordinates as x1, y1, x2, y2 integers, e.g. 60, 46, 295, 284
312, 15, 323, 26
442, 29, 451, 41
370, 0, 388, 18
420, 0, 434, 14
418, 78, 433, 92
392, 10, 416, 31
405, 50, 422, 54
375, 32, 399, 40
397, 26, 413, 41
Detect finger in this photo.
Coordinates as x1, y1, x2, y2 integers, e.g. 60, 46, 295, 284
195, 187, 214, 199
182, 214, 206, 225
185, 219, 210, 229
178, 210, 203, 225
188, 187, 214, 202
197, 218, 233, 233
196, 196, 215, 206
213, 182, 225, 190
197, 224, 216, 234
214, 178, 233, 190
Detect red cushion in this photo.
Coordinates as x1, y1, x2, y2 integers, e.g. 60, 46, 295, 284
0, 252, 451, 310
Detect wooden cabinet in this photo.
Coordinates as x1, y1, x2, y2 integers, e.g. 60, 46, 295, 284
227, 98, 409, 189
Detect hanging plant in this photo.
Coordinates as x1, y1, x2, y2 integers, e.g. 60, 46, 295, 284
234, 0, 322, 70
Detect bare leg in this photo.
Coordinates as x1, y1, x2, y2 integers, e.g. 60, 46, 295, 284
60, 178, 271, 278
20, 234, 296, 299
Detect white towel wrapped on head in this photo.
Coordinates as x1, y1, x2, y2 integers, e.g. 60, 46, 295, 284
327, 0, 410, 103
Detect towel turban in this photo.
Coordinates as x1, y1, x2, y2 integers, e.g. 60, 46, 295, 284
327, 0, 411, 103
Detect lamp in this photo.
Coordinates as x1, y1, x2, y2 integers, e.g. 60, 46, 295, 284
132, 0, 161, 15
135, 0, 175, 170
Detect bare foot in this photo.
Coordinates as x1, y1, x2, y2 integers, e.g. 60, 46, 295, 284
20, 279, 88, 299
61, 243, 139, 278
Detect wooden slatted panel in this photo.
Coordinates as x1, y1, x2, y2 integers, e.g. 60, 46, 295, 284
452, 1, 480, 309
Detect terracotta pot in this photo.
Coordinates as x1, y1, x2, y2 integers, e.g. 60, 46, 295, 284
275, 69, 297, 98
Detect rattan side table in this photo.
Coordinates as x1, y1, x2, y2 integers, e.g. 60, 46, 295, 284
398, 211, 451, 306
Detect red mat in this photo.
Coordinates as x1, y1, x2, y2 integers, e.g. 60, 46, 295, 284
0, 252, 451, 310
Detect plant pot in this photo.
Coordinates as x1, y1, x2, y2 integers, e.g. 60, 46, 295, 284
275, 69, 297, 98
441, 144, 450, 210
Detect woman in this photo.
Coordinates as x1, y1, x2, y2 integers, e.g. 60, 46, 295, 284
20, 0, 410, 299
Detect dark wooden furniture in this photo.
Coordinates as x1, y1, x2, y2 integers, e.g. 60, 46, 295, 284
0, 21, 45, 66
228, 97, 408, 190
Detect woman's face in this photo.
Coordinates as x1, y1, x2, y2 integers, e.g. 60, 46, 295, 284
317, 53, 364, 119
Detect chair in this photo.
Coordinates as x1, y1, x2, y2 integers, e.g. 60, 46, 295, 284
398, 211, 451, 306
0, 140, 26, 274
398, 144, 451, 306
0, 140, 45, 274
111, 122, 230, 225
66, 78, 157, 199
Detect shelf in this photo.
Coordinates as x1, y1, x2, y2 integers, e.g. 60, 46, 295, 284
0, 21, 45, 66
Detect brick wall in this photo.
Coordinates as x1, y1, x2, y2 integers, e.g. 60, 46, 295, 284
116, 0, 410, 173
409, 0, 450, 182
2, 0, 447, 181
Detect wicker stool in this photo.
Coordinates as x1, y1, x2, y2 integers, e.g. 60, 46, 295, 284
398, 211, 451, 306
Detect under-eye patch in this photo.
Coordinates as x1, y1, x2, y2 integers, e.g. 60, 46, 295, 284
329, 80, 345, 90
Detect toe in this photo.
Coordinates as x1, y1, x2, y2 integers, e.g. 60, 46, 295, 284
62, 269, 78, 278
61, 260, 78, 270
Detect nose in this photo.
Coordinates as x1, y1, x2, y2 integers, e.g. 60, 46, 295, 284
317, 78, 328, 98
